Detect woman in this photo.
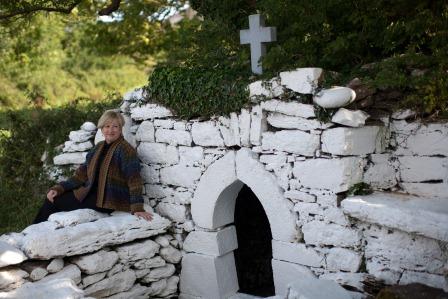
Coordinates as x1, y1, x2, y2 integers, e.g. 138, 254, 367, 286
34, 110, 152, 223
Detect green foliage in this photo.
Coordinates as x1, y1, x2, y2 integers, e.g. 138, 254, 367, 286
347, 182, 373, 196
0, 95, 121, 233
145, 65, 251, 119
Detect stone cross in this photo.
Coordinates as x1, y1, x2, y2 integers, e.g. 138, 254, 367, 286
240, 14, 277, 75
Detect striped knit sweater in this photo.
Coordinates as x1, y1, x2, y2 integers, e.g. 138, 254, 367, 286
51, 136, 144, 213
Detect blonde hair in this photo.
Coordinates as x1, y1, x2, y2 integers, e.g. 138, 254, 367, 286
97, 110, 125, 129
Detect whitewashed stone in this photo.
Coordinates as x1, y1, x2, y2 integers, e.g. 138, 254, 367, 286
123, 88, 144, 102
84, 269, 136, 298
29, 267, 48, 281
250, 105, 267, 146
137, 142, 178, 165
46, 258, 64, 273
130, 103, 173, 120
116, 239, 160, 262
158, 276, 179, 297
154, 235, 170, 247
363, 154, 397, 189
313, 86, 356, 109
319, 272, 367, 292
174, 120, 188, 130
0, 241, 27, 267
272, 259, 315, 296
154, 119, 175, 128
400, 182, 448, 198
69, 130, 94, 143
63, 140, 93, 153
322, 207, 349, 226
261, 99, 315, 118
249, 78, 283, 98
180, 252, 238, 298
260, 153, 287, 166
20, 213, 169, 259
156, 202, 187, 223
160, 165, 201, 187
272, 241, 323, 267
160, 246, 182, 264
239, 108, 251, 146
399, 271, 448, 291
293, 158, 364, 192
267, 113, 331, 130
342, 192, 448, 242
140, 164, 159, 184
156, 128, 192, 146
326, 248, 361, 272
331, 108, 369, 127
0, 268, 28, 291
294, 202, 324, 218
262, 130, 320, 156
366, 259, 401, 284
391, 109, 416, 120
302, 221, 361, 247
183, 226, 238, 257
0, 278, 83, 299
280, 68, 323, 94
82, 271, 107, 288
81, 121, 96, 131
145, 184, 174, 199
53, 152, 87, 165
71, 249, 118, 274
287, 277, 353, 299
107, 263, 124, 277
284, 190, 316, 203
0, 233, 23, 249
106, 283, 150, 299
219, 113, 240, 147
40, 264, 81, 285
398, 156, 448, 182
191, 121, 224, 147
133, 256, 165, 270
141, 264, 175, 283
48, 209, 108, 228
179, 146, 204, 166
321, 126, 382, 155
147, 278, 167, 296
135, 121, 155, 142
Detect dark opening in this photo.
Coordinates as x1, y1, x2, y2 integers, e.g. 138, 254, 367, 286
234, 185, 275, 296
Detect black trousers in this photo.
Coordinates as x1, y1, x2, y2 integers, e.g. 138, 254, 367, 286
33, 191, 113, 224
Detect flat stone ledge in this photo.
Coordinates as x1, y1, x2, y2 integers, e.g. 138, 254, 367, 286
342, 192, 448, 242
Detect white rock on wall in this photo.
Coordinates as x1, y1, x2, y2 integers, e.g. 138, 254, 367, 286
48, 209, 108, 227
81, 122, 97, 131
398, 156, 448, 182
321, 126, 382, 155
284, 190, 316, 203
399, 270, 448, 291
313, 86, 356, 109
84, 269, 136, 298
286, 276, 353, 299
71, 249, 119, 274
0, 267, 28, 291
69, 130, 94, 143
158, 275, 179, 297
272, 259, 315, 297
160, 246, 182, 264
130, 103, 173, 120
267, 113, 332, 130
141, 264, 175, 283
219, 113, 240, 147
0, 278, 84, 299
137, 142, 178, 165
302, 220, 361, 247
29, 267, 48, 281
46, 258, 64, 273
63, 140, 93, 153
134, 256, 166, 270
0, 241, 27, 267
82, 272, 107, 288
135, 121, 155, 142
160, 165, 202, 188
183, 226, 238, 257
272, 240, 323, 268
179, 146, 204, 166
154, 119, 175, 129
116, 239, 160, 262
191, 121, 224, 147
261, 99, 315, 118
325, 247, 362, 272
156, 202, 188, 223
319, 272, 367, 292
141, 164, 160, 184
238, 108, 251, 146
363, 154, 397, 189
279, 68, 323, 94
155, 128, 192, 146
53, 152, 87, 165
331, 108, 369, 127
39, 264, 81, 285
400, 182, 448, 198
262, 130, 320, 156
250, 105, 267, 146
106, 283, 150, 299
248, 79, 283, 98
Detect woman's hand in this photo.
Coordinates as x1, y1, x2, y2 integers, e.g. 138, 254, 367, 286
47, 190, 58, 203
134, 211, 153, 221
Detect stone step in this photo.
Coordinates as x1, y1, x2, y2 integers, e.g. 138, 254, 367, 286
341, 192, 448, 242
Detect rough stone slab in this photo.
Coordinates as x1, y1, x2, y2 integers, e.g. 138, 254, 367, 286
115, 239, 160, 262
284, 190, 316, 203
342, 192, 448, 242
331, 108, 369, 127
160, 246, 182, 264
249, 79, 284, 99
158, 275, 179, 297
106, 283, 150, 299
262, 130, 320, 156
319, 272, 367, 292
293, 202, 324, 217
250, 105, 267, 146
272, 259, 315, 296
46, 258, 64, 273
133, 256, 165, 270
267, 113, 332, 130
71, 249, 118, 274
399, 271, 448, 291
179, 146, 204, 166
180, 252, 238, 298
272, 241, 323, 267
366, 259, 401, 285
39, 264, 81, 285
0, 241, 27, 268
287, 277, 353, 299
191, 121, 224, 147
321, 126, 382, 155
69, 130, 94, 143
20, 213, 169, 259
0, 278, 84, 299
326, 247, 362, 272
63, 140, 93, 153
279, 68, 323, 94
239, 108, 251, 146
135, 121, 155, 142
293, 158, 364, 192
155, 128, 192, 146
313, 86, 356, 109
363, 154, 397, 189
137, 142, 178, 165
160, 165, 202, 187
48, 209, 108, 228
84, 269, 136, 298
398, 156, 448, 182
82, 271, 107, 288
219, 113, 240, 147
0, 267, 28, 291
261, 99, 315, 118
302, 220, 361, 247
147, 278, 167, 296
400, 182, 448, 199
141, 264, 175, 283
140, 164, 159, 184
123, 88, 145, 102
156, 202, 187, 223
29, 267, 48, 281
154, 119, 175, 128
53, 152, 87, 165
183, 226, 238, 257
322, 207, 350, 226
130, 103, 173, 120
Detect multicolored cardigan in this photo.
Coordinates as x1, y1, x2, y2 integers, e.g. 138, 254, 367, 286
51, 136, 144, 213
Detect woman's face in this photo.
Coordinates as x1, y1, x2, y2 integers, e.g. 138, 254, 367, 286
101, 119, 122, 144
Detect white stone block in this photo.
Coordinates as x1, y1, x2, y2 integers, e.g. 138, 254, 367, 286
81, 121, 96, 131
249, 78, 284, 98
82, 271, 107, 288
69, 130, 94, 143
262, 130, 320, 156
63, 140, 93, 153
160, 246, 182, 264
160, 165, 202, 187
179, 146, 204, 166
294, 202, 324, 217
71, 249, 118, 274
53, 152, 87, 165
84, 269, 136, 298
107, 283, 150, 299
302, 221, 361, 247
0, 268, 28, 291
279, 68, 323, 94
135, 121, 155, 142
134, 256, 165, 270
293, 158, 364, 192
399, 271, 448, 291
158, 275, 179, 297
271, 259, 315, 296
261, 99, 315, 118
183, 226, 238, 256
141, 164, 159, 184
321, 126, 382, 155
326, 248, 362, 272
0, 241, 27, 268
137, 142, 178, 165
156, 202, 188, 223
39, 264, 81, 285
130, 103, 173, 120
400, 182, 448, 198
156, 128, 192, 146
48, 209, 108, 227
0, 278, 83, 299
123, 88, 144, 102
319, 272, 367, 292
284, 190, 316, 202
29, 267, 47, 281
398, 156, 448, 182
267, 113, 332, 130
363, 154, 397, 189
46, 258, 64, 273
322, 206, 350, 226
239, 108, 251, 146
141, 264, 175, 283
331, 108, 369, 127
116, 239, 160, 262
313, 86, 356, 109
366, 259, 401, 284
145, 184, 174, 199
249, 105, 267, 146
286, 276, 353, 299
154, 119, 175, 128
219, 113, 240, 147
191, 121, 224, 147
180, 252, 238, 298
272, 240, 323, 267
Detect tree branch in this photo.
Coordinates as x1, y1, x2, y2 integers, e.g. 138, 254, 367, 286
0, 1, 82, 20
98, 0, 122, 16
